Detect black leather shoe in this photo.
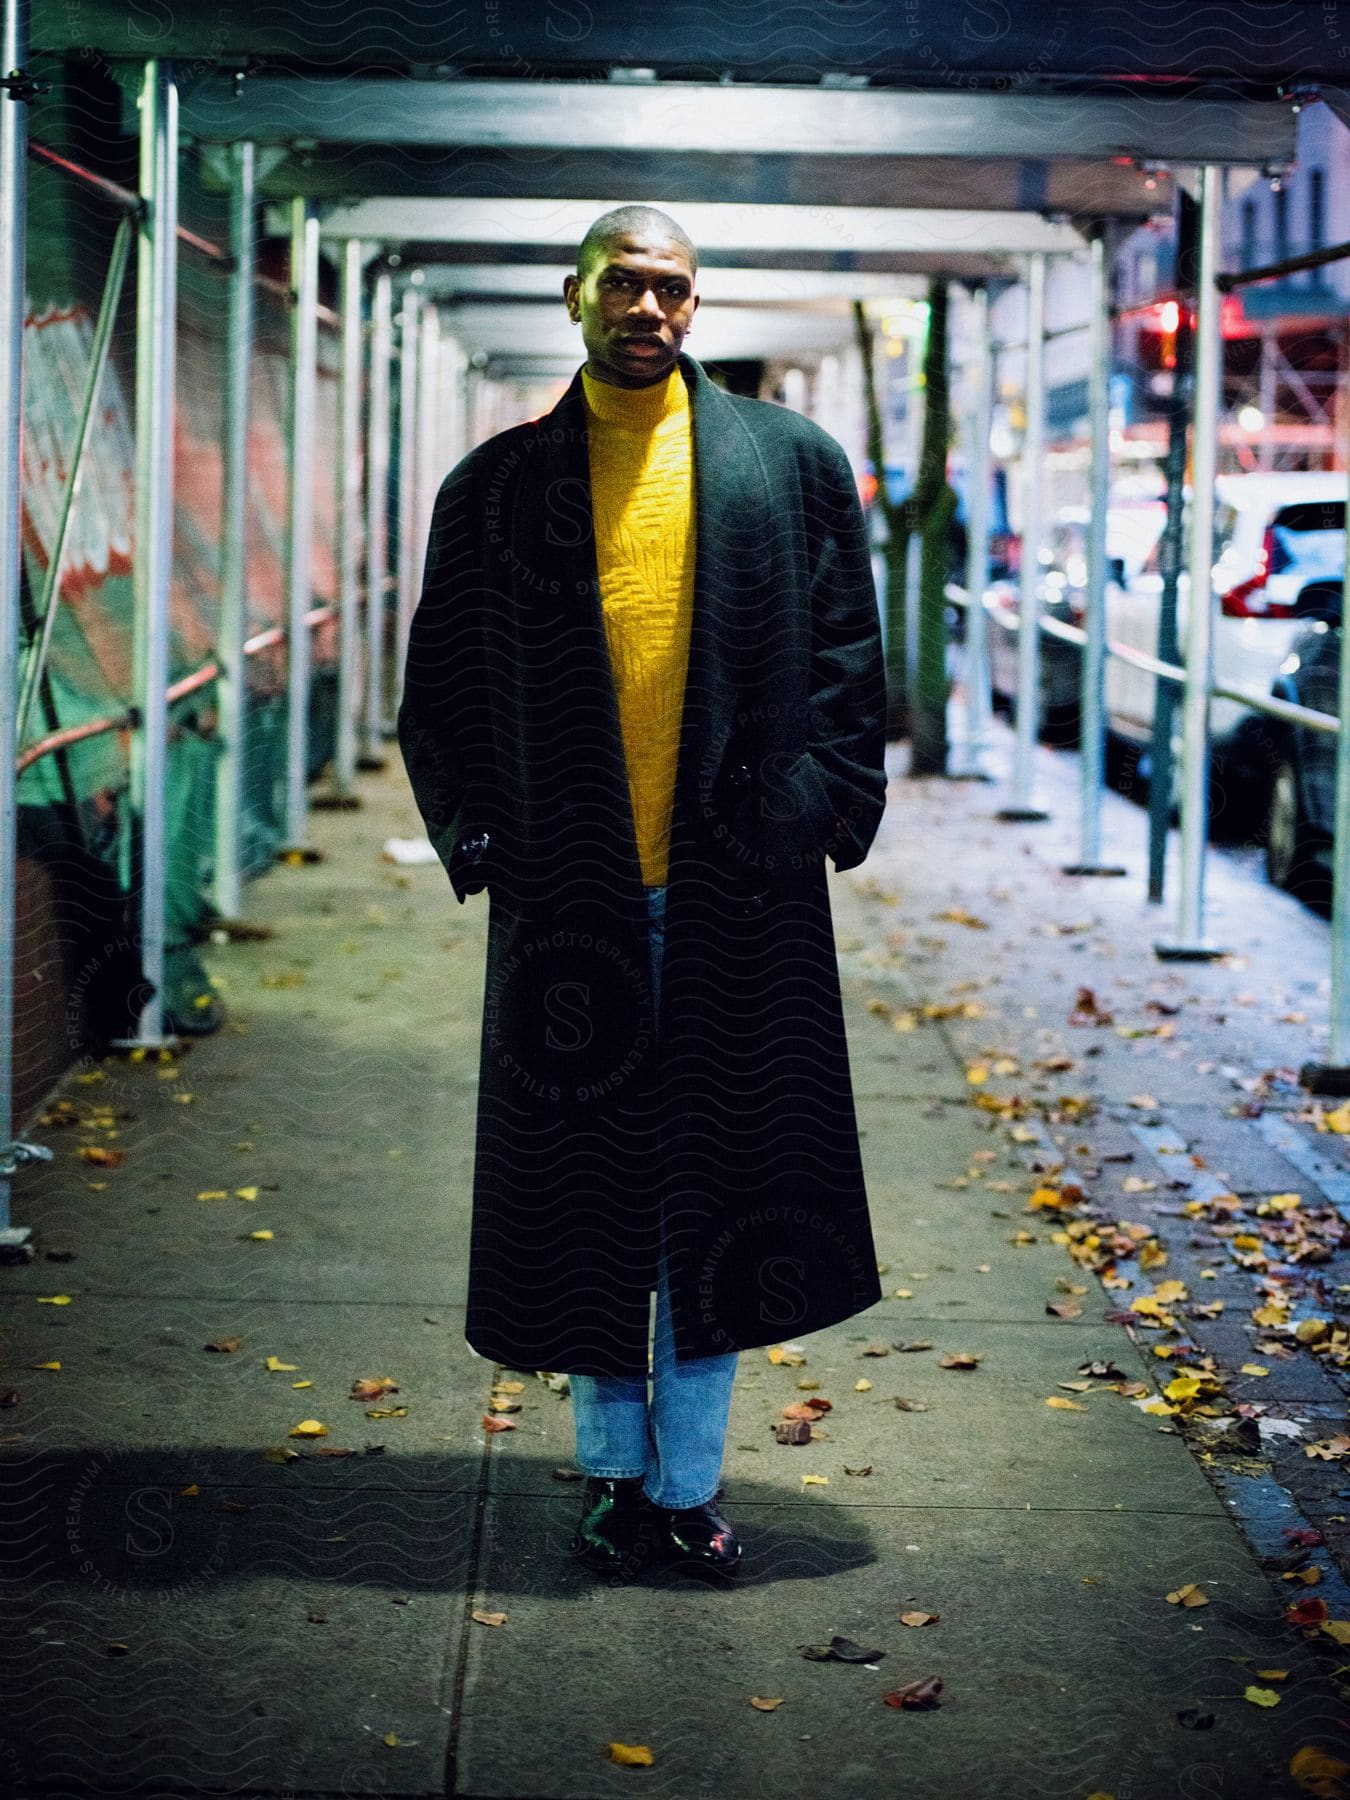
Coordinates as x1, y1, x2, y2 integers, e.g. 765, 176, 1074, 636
657, 1496, 742, 1576
569, 1476, 658, 1577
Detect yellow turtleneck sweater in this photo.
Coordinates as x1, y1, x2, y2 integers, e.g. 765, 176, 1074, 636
581, 362, 696, 889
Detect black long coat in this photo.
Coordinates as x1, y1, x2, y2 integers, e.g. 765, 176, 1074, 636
397, 352, 888, 1377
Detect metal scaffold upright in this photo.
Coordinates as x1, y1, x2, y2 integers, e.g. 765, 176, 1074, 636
117, 55, 179, 1050
280, 194, 320, 859
212, 139, 256, 925
1063, 225, 1127, 880
362, 267, 393, 759
997, 248, 1050, 823
1156, 163, 1227, 961
0, 0, 43, 1244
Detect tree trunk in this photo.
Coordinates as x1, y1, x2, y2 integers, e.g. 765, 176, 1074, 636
909, 277, 959, 778
851, 299, 910, 740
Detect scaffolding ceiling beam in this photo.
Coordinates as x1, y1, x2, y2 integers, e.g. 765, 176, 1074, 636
200, 142, 1174, 219
409, 267, 935, 304
178, 79, 1296, 173
280, 197, 1088, 258
33, 0, 1346, 86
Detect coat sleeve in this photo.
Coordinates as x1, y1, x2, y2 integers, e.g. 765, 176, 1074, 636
396, 454, 498, 904
790, 437, 889, 872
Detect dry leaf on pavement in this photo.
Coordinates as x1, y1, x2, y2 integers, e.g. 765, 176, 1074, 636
1165, 1583, 1209, 1608
882, 1675, 943, 1709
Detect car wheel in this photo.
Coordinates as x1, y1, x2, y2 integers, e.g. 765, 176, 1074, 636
1265, 749, 1328, 900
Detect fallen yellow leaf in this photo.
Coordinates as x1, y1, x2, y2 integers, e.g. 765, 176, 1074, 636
288, 1419, 329, 1438
32, 1360, 60, 1370
1245, 1685, 1281, 1707
1164, 1376, 1205, 1403
36, 1296, 71, 1306
801, 1474, 829, 1487
855, 1379, 873, 1393
749, 1696, 785, 1711
248, 1229, 274, 1241
265, 1356, 298, 1372
1253, 1302, 1290, 1327
471, 1609, 507, 1627
1165, 1583, 1209, 1608
1045, 1396, 1087, 1411
1290, 1743, 1350, 1796
608, 1743, 654, 1767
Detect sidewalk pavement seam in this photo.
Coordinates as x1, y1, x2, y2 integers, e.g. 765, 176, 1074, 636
1252, 1112, 1350, 1221
443, 1363, 504, 1800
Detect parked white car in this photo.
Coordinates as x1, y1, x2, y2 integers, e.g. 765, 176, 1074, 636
1103, 471, 1347, 831
985, 499, 1167, 728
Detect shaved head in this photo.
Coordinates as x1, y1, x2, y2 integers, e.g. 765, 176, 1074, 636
576, 205, 698, 280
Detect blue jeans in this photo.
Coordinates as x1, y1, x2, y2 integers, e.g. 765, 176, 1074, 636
568, 884, 741, 1510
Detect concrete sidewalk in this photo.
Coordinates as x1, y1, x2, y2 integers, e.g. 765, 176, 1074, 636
3, 725, 1350, 1799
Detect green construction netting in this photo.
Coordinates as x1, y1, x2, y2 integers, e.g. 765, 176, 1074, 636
18, 106, 355, 1051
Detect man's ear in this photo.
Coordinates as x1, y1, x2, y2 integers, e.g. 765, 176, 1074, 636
563, 273, 580, 319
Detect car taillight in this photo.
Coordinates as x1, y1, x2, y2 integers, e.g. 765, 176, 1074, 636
1218, 524, 1298, 618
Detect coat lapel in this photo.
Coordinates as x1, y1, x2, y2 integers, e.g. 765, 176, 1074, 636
669, 354, 771, 853
529, 352, 773, 892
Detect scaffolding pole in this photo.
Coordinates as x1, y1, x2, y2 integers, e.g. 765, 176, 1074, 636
998, 249, 1049, 822
280, 195, 319, 856
212, 140, 255, 922
956, 283, 993, 777
1064, 228, 1126, 878
117, 58, 179, 1049
393, 284, 421, 712
331, 236, 364, 800
1300, 309, 1350, 1089
362, 269, 392, 757
1157, 163, 1227, 961
0, 0, 44, 1239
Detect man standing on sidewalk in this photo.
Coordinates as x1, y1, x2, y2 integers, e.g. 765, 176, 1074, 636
397, 204, 888, 1580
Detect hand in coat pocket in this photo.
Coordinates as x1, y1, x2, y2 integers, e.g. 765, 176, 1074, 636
734, 748, 839, 866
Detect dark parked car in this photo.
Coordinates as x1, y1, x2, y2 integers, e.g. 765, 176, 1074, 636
1265, 578, 1345, 897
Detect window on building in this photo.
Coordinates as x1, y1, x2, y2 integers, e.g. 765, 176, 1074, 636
1273, 183, 1289, 263
1241, 197, 1257, 271
1308, 168, 1325, 284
